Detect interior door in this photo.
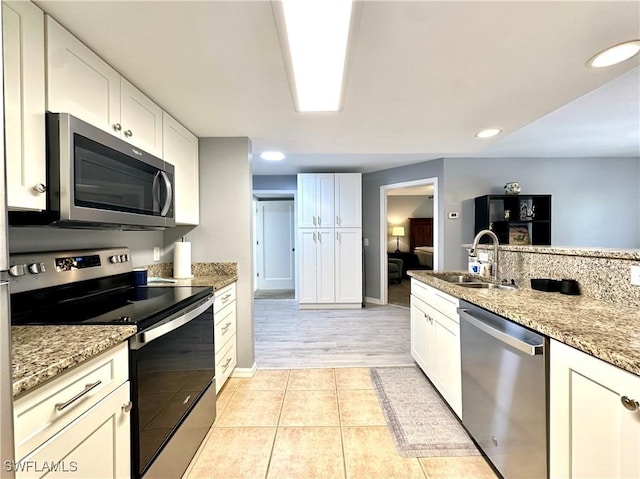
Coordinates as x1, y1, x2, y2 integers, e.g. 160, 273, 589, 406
256, 200, 295, 290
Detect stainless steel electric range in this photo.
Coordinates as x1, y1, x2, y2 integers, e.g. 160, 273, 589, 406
9, 247, 216, 479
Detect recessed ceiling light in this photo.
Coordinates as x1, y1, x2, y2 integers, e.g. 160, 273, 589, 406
281, 0, 353, 112
475, 128, 502, 139
587, 40, 640, 68
260, 151, 285, 161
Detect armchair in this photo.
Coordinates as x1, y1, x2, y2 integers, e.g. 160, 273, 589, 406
388, 258, 403, 284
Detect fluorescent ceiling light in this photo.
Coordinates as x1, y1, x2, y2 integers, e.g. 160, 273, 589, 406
475, 128, 502, 139
260, 151, 285, 161
281, 0, 353, 112
588, 40, 640, 68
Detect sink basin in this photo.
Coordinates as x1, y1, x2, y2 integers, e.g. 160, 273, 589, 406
456, 283, 516, 290
435, 274, 481, 284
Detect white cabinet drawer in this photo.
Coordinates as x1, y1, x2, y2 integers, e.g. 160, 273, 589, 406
16, 381, 131, 479
215, 301, 236, 355
214, 283, 236, 314
215, 337, 236, 394
14, 342, 128, 460
411, 279, 459, 320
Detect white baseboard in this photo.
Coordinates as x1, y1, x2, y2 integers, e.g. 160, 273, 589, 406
231, 362, 257, 378
365, 296, 383, 305
299, 303, 362, 310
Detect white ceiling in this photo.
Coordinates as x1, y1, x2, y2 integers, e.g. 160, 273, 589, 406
35, 1, 640, 175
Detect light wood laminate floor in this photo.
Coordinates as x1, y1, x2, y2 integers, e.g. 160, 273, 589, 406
184, 369, 498, 479
254, 300, 413, 369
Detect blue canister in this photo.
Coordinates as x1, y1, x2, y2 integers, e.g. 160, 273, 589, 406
133, 268, 148, 286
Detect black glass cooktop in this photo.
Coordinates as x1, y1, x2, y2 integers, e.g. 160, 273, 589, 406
11, 280, 213, 330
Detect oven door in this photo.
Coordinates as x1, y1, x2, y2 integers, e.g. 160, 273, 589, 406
129, 294, 215, 478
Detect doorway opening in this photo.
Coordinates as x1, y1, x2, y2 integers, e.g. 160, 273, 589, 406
380, 178, 439, 306
253, 192, 296, 300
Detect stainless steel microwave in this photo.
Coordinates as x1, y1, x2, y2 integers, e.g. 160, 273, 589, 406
11, 113, 175, 229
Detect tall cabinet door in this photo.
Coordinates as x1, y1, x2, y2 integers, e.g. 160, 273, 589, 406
315, 174, 335, 227
335, 173, 362, 227
335, 228, 362, 303
297, 174, 318, 228
45, 14, 121, 134
316, 229, 335, 303
3, 0, 46, 210
550, 339, 640, 478
297, 229, 318, 303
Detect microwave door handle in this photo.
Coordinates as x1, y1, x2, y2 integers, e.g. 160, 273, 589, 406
159, 171, 173, 217
152, 171, 161, 211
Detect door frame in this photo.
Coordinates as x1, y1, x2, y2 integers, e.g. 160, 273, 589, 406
255, 199, 295, 290
379, 177, 439, 305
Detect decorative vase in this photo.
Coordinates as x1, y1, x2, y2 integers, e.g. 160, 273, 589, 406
504, 182, 521, 195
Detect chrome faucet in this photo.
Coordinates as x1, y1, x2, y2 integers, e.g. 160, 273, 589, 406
468, 229, 499, 280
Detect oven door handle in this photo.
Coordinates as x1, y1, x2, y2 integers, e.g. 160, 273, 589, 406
135, 294, 214, 346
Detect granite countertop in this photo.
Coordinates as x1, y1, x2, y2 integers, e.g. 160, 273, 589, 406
464, 244, 640, 260
11, 325, 137, 398
408, 270, 640, 377
148, 273, 238, 290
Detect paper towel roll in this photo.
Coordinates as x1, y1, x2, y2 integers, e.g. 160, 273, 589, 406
173, 241, 192, 278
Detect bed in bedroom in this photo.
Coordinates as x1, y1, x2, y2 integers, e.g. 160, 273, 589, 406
409, 217, 433, 269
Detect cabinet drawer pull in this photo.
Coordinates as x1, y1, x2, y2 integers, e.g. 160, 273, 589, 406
621, 396, 639, 411
221, 293, 232, 302
122, 401, 133, 413
222, 357, 233, 371
221, 322, 232, 333
55, 380, 102, 412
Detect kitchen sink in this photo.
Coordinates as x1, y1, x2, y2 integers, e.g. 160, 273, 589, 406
456, 283, 517, 290
434, 274, 481, 284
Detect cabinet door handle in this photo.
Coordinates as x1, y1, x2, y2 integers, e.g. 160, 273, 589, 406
113, 123, 122, 132
32, 183, 47, 194
124, 129, 133, 138
336, 215, 340, 226
122, 401, 133, 413
313, 231, 316, 242
621, 396, 639, 411
336, 231, 339, 241
313, 216, 317, 226
55, 380, 102, 411
318, 216, 321, 226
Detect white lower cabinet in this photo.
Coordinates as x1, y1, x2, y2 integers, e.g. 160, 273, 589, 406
335, 228, 362, 304
410, 279, 461, 418
550, 339, 640, 478
297, 229, 335, 304
214, 282, 237, 393
13, 343, 131, 479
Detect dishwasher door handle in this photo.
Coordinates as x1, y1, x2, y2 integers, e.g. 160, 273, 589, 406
458, 308, 543, 356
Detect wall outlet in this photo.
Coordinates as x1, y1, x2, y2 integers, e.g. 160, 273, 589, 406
478, 252, 489, 262
631, 265, 640, 286
153, 246, 161, 261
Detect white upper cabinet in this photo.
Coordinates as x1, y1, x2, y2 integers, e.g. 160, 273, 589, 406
3, 0, 46, 210
163, 111, 199, 225
45, 15, 163, 157
297, 173, 335, 228
334, 173, 362, 227
120, 78, 163, 157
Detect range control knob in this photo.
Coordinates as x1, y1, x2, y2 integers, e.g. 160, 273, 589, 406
110, 255, 121, 264
119, 254, 127, 262
9, 264, 27, 277
28, 263, 46, 274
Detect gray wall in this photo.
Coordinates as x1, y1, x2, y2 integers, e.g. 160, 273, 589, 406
386, 195, 433, 252
362, 159, 444, 301
8, 227, 162, 267
443, 157, 640, 270
252, 175, 297, 191
173, 137, 255, 370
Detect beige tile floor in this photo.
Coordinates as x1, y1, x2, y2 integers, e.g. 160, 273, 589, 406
184, 368, 498, 479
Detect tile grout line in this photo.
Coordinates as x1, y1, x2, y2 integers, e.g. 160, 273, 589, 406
335, 368, 350, 479
263, 369, 291, 479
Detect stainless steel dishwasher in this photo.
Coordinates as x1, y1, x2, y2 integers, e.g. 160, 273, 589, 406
459, 301, 548, 479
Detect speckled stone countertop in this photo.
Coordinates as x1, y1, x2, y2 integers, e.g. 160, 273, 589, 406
12, 325, 137, 398
147, 273, 238, 290
408, 270, 640, 377
464, 244, 640, 260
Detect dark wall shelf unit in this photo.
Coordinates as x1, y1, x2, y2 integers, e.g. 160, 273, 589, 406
474, 194, 552, 245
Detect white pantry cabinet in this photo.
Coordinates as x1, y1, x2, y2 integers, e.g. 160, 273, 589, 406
45, 15, 163, 157
2, 0, 46, 211
334, 173, 362, 227
550, 339, 640, 478
163, 111, 199, 225
297, 173, 335, 228
13, 343, 131, 479
410, 279, 462, 418
297, 229, 335, 304
335, 228, 363, 303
